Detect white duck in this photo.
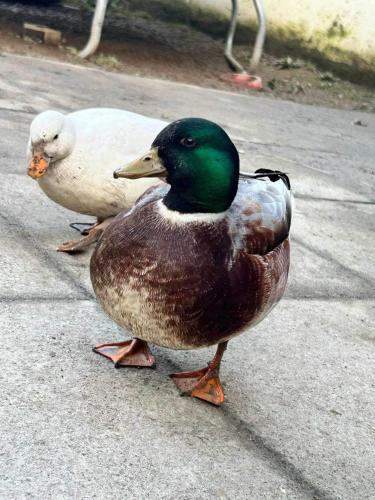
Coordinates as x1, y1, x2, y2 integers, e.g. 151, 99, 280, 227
27, 108, 167, 252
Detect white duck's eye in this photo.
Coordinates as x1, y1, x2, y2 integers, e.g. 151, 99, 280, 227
53, 134, 59, 140
180, 137, 196, 148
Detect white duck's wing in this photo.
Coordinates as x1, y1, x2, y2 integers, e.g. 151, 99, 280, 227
227, 172, 292, 255
69, 108, 168, 170
67, 109, 169, 213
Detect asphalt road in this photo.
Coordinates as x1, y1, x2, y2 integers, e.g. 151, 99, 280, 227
0, 53, 374, 500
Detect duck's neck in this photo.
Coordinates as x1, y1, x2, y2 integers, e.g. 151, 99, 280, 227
158, 199, 227, 223
162, 158, 239, 214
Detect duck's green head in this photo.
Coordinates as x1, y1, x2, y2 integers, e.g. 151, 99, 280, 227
115, 118, 239, 213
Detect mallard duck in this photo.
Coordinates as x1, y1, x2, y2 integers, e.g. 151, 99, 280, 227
27, 108, 167, 252
90, 118, 292, 405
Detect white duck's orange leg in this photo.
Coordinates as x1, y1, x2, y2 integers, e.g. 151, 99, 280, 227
57, 217, 114, 253
170, 341, 228, 406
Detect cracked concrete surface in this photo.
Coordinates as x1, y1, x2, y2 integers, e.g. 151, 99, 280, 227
0, 53, 374, 499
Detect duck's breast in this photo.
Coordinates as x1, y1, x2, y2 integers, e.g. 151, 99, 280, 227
91, 200, 290, 349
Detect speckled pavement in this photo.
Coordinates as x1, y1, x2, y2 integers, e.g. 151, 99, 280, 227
0, 53, 374, 500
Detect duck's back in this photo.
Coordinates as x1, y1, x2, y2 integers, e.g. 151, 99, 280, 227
39, 109, 167, 218
69, 108, 166, 166
91, 177, 291, 349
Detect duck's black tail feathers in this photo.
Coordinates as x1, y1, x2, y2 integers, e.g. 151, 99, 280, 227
254, 168, 291, 190
240, 168, 291, 190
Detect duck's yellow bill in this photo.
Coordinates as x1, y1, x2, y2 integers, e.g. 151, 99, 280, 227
114, 147, 166, 180
27, 153, 50, 179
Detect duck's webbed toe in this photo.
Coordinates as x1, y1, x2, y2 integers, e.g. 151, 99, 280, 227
170, 341, 228, 406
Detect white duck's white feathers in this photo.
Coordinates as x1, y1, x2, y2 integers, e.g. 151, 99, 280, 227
27, 108, 168, 218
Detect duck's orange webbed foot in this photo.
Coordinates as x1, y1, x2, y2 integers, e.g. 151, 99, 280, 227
170, 341, 228, 406
93, 338, 156, 368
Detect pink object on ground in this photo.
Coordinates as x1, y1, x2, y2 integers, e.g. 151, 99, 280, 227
222, 73, 263, 90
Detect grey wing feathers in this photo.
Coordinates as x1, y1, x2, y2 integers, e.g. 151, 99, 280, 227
228, 177, 292, 255
134, 182, 170, 208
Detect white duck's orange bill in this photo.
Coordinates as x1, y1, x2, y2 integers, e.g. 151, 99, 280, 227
27, 153, 50, 179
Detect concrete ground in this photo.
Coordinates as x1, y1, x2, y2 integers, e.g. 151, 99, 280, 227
0, 53, 374, 500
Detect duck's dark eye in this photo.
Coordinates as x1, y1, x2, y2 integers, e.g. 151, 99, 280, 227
53, 134, 59, 140
180, 137, 196, 148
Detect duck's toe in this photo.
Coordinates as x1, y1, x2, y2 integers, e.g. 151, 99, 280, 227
170, 366, 225, 406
